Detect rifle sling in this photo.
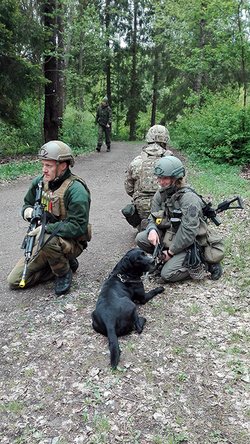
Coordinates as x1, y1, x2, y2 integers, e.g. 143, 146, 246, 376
34, 220, 64, 257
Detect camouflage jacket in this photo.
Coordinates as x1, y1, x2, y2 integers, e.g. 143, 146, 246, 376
22, 169, 91, 240
124, 143, 173, 200
95, 104, 112, 127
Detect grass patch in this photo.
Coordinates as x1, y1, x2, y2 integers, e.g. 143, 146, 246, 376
186, 157, 249, 200
0, 401, 24, 414
0, 160, 41, 181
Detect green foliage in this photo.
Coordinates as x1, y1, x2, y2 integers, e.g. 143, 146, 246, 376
172, 90, 250, 164
0, 99, 43, 157
0, 0, 44, 124
60, 106, 97, 152
112, 116, 130, 141
136, 107, 165, 141
19, 99, 44, 150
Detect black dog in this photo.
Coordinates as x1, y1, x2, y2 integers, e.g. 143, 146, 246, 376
91, 248, 164, 369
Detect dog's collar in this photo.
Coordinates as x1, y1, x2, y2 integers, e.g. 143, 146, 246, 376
116, 273, 142, 284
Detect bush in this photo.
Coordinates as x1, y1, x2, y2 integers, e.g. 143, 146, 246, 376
0, 98, 43, 157
60, 106, 97, 153
172, 90, 250, 164
19, 98, 44, 152
0, 121, 23, 157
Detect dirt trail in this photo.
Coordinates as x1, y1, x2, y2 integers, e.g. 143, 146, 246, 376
0, 142, 249, 444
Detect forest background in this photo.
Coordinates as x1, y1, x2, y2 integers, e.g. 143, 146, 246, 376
0, 0, 250, 167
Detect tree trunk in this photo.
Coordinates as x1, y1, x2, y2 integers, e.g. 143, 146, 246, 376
43, 0, 64, 142
194, 3, 206, 105
151, 49, 159, 126
105, 0, 112, 105
237, 0, 247, 109
128, 0, 138, 141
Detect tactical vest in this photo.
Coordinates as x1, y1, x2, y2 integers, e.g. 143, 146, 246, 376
139, 153, 163, 195
42, 174, 90, 220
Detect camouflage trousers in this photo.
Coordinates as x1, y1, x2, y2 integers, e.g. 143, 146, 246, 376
7, 234, 85, 289
134, 196, 152, 220
97, 124, 111, 149
135, 230, 190, 282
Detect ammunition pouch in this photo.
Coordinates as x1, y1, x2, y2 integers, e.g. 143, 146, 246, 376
122, 204, 141, 228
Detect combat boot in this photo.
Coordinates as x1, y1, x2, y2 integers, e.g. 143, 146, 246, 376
208, 263, 223, 280
106, 145, 111, 152
55, 269, 73, 296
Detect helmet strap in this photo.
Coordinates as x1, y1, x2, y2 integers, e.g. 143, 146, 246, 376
54, 161, 68, 181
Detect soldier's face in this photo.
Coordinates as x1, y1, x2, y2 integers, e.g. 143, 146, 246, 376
157, 176, 175, 188
41, 160, 67, 182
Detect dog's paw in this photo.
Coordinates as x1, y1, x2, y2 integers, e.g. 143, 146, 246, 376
155, 286, 165, 293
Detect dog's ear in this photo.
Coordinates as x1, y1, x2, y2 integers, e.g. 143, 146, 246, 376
120, 255, 132, 271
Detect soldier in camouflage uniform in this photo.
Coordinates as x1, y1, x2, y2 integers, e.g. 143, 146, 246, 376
123, 125, 173, 230
135, 156, 224, 283
7, 141, 91, 296
95, 96, 112, 152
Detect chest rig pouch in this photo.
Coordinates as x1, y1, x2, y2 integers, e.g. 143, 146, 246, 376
156, 188, 186, 247
43, 174, 92, 242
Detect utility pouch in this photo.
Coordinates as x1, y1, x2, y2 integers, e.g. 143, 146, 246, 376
162, 230, 176, 248
203, 230, 224, 264
122, 204, 141, 228
151, 211, 171, 230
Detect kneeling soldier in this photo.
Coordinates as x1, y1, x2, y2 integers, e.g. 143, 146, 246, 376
7, 141, 91, 296
135, 156, 224, 283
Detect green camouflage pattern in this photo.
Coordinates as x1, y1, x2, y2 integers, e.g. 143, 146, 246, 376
124, 143, 173, 219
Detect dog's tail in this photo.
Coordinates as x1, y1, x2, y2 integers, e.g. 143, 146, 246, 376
107, 327, 120, 369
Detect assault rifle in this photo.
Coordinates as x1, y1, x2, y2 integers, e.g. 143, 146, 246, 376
202, 196, 244, 226
152, 242, 166, 267
19, 180, 44, 288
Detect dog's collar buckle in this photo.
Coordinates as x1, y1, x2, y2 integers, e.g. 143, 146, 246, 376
117, 273, 141, 284
117, 273, 127, 283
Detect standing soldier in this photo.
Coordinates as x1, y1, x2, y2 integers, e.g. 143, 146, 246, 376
7, 141, 91, 296
122, 125, 173, 231
95, 96, 112, 152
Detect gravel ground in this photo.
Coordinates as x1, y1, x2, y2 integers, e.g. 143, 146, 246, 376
0, 142, 249, 444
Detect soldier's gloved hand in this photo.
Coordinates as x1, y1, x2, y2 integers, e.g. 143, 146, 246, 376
161, 250, 173, 262
23, 207, 33, 221
148, 229, 159, 246
28, 226, 42, 241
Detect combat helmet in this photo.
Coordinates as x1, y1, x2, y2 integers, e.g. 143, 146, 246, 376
38, 141, 74, 167
154, 156, 185, 179
102, 96, 109, 103
146, 125, 170, 145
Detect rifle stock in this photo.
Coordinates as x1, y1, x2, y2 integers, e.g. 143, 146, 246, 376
203, 195, 244, 226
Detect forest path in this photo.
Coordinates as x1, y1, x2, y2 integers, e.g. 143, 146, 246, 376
0, 142, 248, 444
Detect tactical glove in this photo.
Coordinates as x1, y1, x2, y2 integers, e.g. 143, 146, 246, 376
28, 226, 42, 241
23, 207, 33, 221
